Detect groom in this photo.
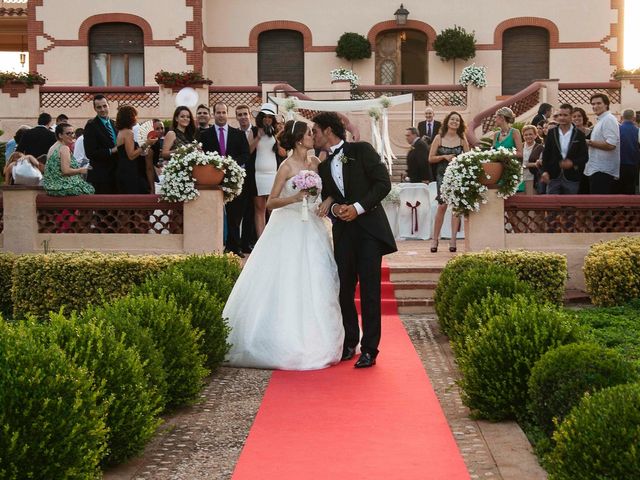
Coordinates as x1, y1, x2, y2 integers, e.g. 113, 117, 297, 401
313, 112, 397, 368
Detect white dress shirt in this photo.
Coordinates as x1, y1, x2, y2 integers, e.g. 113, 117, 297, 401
585, 111, 620, 178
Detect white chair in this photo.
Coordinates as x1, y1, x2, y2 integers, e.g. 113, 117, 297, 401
382, 201, 400, 239
397, 183, 431, 240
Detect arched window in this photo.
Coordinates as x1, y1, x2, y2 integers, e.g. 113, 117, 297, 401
502, 27, 549, 95
89, 23, 144, 87
258, 30, 304, 90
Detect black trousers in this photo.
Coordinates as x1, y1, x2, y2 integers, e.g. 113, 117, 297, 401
588, 171, 615, 194
614, 165, 639, 194
334, 221, 383, 356
224, 190, 247, 252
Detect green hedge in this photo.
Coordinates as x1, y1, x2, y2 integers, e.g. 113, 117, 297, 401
583, 236, 640, 306
528, 343, 638, 437
0, 254, 16, 317
547, 383, 640, 479
458, 294, 581, 420
135, 269, 231, 369
38, 313, 162, 466
435, 250, 567, 334
0, 319, 107, 479
11, 253, 183, 319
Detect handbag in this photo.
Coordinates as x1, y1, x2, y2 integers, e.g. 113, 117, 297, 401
12, 158, 43, 186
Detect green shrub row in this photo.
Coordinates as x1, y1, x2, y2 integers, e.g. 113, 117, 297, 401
435, 250, 567, 335
0, 252, 241, 478
583, 236, 640, 306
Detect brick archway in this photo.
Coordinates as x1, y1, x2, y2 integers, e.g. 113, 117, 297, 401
367, 20, 437, 51
77, 13, 153, 45
492, 17, 560, 49
249, 21, 313, 52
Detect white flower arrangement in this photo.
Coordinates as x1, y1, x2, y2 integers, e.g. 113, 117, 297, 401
383, 183, 402, 206
330, 67, 359, 89
458, 63, 487, 88
440, 147, 522, 216
160, 141, 245, 203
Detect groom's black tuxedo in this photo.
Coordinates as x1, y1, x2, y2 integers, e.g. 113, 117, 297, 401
319, 141, 397, 357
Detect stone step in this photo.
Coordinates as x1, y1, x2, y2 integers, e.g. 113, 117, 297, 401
390, 266, 443, 282
397, 298, 435, 315
393, 280, 438, 299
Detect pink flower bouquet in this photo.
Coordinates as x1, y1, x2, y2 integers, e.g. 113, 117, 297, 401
291, 170, 322, 221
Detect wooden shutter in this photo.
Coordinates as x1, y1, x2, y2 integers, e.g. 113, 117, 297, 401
502, 27, 549, 95
89, 23, 144, 54
258, 30, 304, 90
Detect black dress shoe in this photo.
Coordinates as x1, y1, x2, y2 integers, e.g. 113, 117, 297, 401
354, 352, 376, 368
225, 249, 245, 258
341, 346, 356, 361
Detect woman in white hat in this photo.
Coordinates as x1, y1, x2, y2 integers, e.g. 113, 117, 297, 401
250, 103, 283, 238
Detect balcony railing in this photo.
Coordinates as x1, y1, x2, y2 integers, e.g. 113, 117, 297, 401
40, 86, 160, 110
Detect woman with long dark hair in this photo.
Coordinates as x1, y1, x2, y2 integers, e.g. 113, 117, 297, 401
161, 106, 198, 160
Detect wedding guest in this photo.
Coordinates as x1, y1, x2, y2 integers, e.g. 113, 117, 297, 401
201, 102, 250, 257
404, 127, 432, 183
236, 104, 257, 253
418, 107, 442, 179
73, 127, 88, 167
541, 104, 588, 195
428, 111, 470, 253
162, 106, 198, 160
491, 107, 523, 158
3, 152, 43, 185
615, 108, 640, 194
149, 118, 165, 178
5, 125, 30, 159
572, 107, 592, 136
16, 113, 56, 159
532, 103, 552, 127
115, 105, 157, 194
84, 95, 118, 193
585, 93, 620, 194
43, 123, 94, 196
250, 103, 282, 239
55, 114, 69, 125
196, 104, 211, 132
520, 125, 544, 194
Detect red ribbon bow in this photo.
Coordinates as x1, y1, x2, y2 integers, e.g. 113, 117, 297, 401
405, 200, 421, 234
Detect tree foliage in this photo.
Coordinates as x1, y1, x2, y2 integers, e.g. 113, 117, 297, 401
433, 25, 476, 62
335, 32, 372, 63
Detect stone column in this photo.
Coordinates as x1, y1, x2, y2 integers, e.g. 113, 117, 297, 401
1, 186, 41, 253
464, 189, 506, 252
182, 186, 224, 253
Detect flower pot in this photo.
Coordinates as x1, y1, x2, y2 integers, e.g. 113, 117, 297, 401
192, 165, 224, 186
480, 162, 503, 187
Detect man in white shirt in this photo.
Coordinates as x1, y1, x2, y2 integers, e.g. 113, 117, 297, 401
585, 93, 620, 194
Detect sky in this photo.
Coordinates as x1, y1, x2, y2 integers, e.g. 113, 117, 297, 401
1, 1, 639, 73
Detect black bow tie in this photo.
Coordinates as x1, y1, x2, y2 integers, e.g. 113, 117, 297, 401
327, 146, 343, 161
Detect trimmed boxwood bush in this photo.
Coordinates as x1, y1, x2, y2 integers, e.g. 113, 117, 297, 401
0, 319, 107, 479
547, 382, 640, 479
449, 264, 533, 345
583, 236, 640, 306
36, 312, 162, 466
11, 252, 183, 319
458, 294, 581, 420
82, 301, 169, 410
135, 269, 231, 369
171, 254, 241, 302
435, 250, 567, 335
0, 254, 16, 317
528, 343, 638, 436
90, 293, 208, 409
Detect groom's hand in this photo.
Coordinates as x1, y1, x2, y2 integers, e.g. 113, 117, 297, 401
337, 204, 358, 222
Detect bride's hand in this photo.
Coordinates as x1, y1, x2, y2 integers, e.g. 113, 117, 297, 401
317, 197, 331, 217
292, 189, 308, 203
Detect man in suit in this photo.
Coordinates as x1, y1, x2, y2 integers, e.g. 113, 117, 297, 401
235, 103, 258, 253
16, 112, 56, 160
541, 103, 588, 194
417, 107, 441, 143
201, 102, 250, 257
404, 127, 433, 183
313, 112, 397, 368
83, 94, 118, 193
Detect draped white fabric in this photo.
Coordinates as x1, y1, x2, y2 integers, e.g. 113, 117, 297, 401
269, 94, 413, 112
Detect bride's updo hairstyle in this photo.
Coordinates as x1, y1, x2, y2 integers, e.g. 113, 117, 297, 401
278, 120, 308, 151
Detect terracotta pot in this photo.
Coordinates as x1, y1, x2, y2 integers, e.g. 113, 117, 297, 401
192, 165, 224, 186
479, 162, 503, 187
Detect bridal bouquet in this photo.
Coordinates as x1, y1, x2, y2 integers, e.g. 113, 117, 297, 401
291, 170, 322, 221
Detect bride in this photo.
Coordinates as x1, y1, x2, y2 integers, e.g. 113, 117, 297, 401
223, 120, 344, 370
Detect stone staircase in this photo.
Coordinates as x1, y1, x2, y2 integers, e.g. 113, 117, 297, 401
389, 155, 408, 184
390, 266, 442, 314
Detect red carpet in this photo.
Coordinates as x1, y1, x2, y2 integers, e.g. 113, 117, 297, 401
232, 262, 470, 480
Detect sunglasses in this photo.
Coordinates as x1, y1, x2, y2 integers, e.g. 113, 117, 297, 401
63, 132, 75, 136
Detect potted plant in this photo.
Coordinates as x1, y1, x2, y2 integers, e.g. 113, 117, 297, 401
154, 70, 213, 92
433, 25, 476, 84
160, 141, 245, 203
0, 71, 47, 96
440, 147, 522, 216
335, 32, 372, 69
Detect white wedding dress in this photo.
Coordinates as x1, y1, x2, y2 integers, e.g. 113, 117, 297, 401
223, 178, 344, 370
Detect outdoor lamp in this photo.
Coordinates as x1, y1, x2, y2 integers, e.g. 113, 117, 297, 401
395, 4, 409, 25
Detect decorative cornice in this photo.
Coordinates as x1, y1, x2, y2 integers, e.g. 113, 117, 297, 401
0, 7, 26, 16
